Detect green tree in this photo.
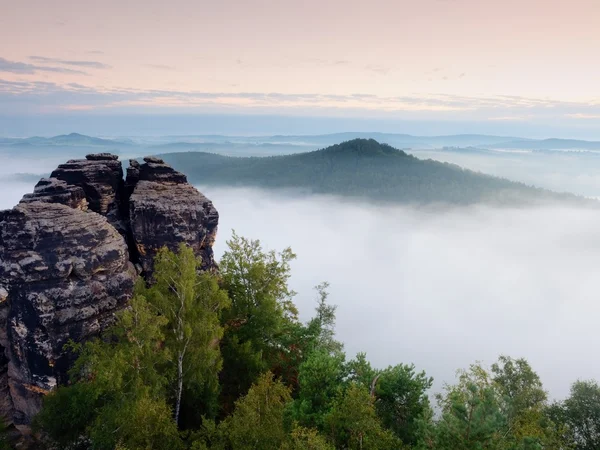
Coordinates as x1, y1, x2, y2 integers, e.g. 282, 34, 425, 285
304, 282, 343, 354
219, 232, 297, 412
491, 356, 547, 423
490, 356, 565, 448
372, 363, 433, 446
36, 291, 178, 449
89, 395, 181, 450
145, 244, 230, 425
282, 425, 334, 450
423, 364, 506, 450
325, 383, 400, 450
291, 349, 347, 430
552, 380, 600, 450
221, 372, 292, 450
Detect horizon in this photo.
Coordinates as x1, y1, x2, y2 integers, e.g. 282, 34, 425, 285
3, 113, 600, 140
2, 0, 600, 138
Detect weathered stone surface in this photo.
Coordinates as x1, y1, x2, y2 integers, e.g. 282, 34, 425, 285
0, 203, 136, 429
0, 153, 219, 434
20, 178, 88, 211
130, 158, 219, 275
50, 153, 126, 233
125, 159, 140, 200
139, 156, 188, 184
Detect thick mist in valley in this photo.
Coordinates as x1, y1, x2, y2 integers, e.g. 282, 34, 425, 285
2, 151, 599, 401
202, 185, 600, 401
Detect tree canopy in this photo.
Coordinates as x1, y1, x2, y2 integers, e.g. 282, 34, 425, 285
34, 237, 597, 450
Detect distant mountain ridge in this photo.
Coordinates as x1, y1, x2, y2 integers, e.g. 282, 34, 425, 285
3, 132, 600, 152
156, 138, 590, 206
0, 133, 130, 147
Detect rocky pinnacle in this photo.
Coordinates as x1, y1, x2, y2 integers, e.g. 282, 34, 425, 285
0, 153, 218, 434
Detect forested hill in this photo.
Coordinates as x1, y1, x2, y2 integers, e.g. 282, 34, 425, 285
158, 138, 584, 205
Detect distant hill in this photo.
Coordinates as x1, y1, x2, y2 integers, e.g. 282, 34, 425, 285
0, 133, 130, 147
157, 138, 587, 205
488, 138, 600, 151
3, 132, 600, 154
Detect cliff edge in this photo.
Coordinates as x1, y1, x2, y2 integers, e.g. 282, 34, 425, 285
0, 153, 218, 435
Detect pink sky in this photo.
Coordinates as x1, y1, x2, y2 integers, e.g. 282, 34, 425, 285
1, 0, 599, 119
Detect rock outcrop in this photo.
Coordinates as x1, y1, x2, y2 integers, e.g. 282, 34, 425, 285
0, 203, 136, 431
128, 157, 219, 276
20, 178, 88, 210
0, 153, 218, 434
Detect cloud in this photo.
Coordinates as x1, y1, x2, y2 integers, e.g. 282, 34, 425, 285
29, 56, 111, 69
143, 64, 176, 71
0, 57, 88, 75
565, 113, 600, 120
2, 78, 600, 125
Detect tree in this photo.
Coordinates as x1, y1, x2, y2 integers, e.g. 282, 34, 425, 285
371, 363, 433, 446
423, 363, 506, 450
36, 290, 177, 449
304, 282, 343, 355
146, 244, 230, 425
89, 395, 181, 450
421, 358, 568, 450
282, 426, 334, 450
219, 232, 297, 413
325, 383, 399, 450
491, 356, 547, 423
552, 380, 600, 450
291, 349, 347, 430
490, 356, 565, 448
221, 372, 292, 450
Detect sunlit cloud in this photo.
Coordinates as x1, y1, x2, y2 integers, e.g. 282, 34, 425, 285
29, 56, 111, 69
565, 113, 600, 120
2, 79, 600, 126
0, 57, 88, 75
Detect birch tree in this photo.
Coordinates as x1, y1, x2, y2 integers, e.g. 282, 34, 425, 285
148, 244, 230, 425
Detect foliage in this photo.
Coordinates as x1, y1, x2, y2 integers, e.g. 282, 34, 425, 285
549, 380, 600, 450
372, 363, 433, 445
221, 372, 292, 450
291, 349, 347, 430
427, 363, 506, 450
36, 291, 176, 449
420, 359, 570, 450
282, 426, 334, 450
325, 383, 400, 450
145, 244, 230, 426
33, 236, 600, 450
218, 231, 299, 413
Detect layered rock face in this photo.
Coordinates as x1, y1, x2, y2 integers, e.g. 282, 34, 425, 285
0, 203, 135, 430
50, 153, 127, 236
128, 157, 219, 276
0, 153, 218, 433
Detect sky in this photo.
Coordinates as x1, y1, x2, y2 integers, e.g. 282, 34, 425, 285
1, 0, 600, 136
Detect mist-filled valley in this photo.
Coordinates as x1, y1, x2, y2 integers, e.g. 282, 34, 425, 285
2, 139, 600, 403
204, 185, 600, 401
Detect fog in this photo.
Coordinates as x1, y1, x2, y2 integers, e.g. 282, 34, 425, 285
2, 153, 600, 401
411, 148, 600, 199
201, 185, 600, 400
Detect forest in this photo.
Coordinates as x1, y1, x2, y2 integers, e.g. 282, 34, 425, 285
28, 234, 600, 450
158, 139, 587, 206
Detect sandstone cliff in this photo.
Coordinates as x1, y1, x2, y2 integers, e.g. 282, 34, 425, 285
0, 153, 218, 435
